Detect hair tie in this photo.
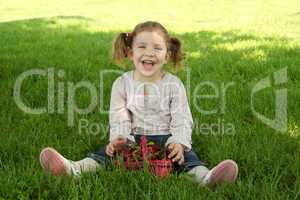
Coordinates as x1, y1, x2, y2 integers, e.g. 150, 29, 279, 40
124, 32, 133, 47
126, 32, 133, 38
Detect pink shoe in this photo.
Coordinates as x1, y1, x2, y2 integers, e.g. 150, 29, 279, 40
204, 159, 238, 189
39, 147, 77, 176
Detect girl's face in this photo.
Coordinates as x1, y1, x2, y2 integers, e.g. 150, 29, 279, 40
129, 30, 168, 81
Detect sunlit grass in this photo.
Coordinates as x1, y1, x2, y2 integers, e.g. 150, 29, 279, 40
1, 0, 300, 36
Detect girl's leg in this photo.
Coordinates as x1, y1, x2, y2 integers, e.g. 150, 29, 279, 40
187, 165, 210, 184
203, 160, 238, 189
40, 147, 102, 176
176, 149, 209, 184
181, 150, 238, 189
187, 159, 239, 189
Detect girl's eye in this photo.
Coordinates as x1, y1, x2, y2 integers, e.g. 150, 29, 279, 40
155, 48, 162, 50
138, 46, 145, 49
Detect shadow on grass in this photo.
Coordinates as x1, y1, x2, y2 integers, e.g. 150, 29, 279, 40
0, 16, 299, 199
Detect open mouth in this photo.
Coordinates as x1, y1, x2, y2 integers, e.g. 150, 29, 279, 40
142, 60, 155, 71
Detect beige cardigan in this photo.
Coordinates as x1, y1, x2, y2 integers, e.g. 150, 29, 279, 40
109, 70, 194, 150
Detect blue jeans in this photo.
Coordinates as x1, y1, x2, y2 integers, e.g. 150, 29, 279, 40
87, 134, 206, 173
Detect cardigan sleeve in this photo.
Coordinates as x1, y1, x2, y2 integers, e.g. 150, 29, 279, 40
165, 79, 193, 151
109, 76, 135, 142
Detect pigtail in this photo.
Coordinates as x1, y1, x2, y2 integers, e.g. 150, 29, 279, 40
169, 37, 184, 69
112, 33, 132, 64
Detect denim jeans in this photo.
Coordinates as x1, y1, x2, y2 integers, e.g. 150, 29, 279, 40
87, 134, 206, 173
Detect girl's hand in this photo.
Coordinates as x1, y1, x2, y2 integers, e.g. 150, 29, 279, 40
167, 143, 185, 165
105, 136, 127, 157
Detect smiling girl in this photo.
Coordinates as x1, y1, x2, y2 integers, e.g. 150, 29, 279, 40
39, 21, 238, 189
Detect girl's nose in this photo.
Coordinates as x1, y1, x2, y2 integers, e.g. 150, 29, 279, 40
144, 48, 155, 56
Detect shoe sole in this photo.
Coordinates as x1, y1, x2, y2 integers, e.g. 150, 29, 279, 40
39, 147, 66, 176
208, 159, 238, 188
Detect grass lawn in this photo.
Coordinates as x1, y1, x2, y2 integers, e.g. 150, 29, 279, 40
0, 0, 300, 199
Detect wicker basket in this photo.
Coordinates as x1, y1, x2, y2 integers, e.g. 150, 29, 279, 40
149, 159, 173, 177
115, 135, 173, 177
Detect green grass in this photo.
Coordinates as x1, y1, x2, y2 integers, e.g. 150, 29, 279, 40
0, 0, 300, 199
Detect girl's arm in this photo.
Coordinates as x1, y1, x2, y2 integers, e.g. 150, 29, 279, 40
109, 76, 134, 143
165, 79, 193, 151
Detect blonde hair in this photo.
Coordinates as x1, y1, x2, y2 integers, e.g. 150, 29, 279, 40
112, 21, 184, 69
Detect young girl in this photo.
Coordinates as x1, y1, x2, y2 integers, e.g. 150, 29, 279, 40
40, 21, 238, 189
